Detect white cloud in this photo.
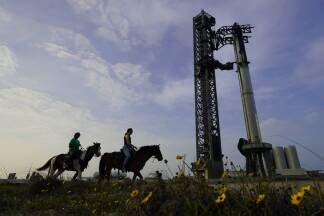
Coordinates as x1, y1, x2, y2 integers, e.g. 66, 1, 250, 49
155, 77, 193, 108
48, 26, 95, 54
293, 37, 324, 86
0, 7, 11, 23
0, 45, 17, 77
84, 62, 151, 108
66, 0, 97, 12
85, 71, 140, 108
80, 57, 108, 75
37, 42, 79, 60
66, 0, 181, 49
112, 63, 150, 87
35, 26, 153, 109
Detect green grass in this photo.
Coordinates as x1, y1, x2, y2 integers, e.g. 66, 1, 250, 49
0, 177, 323, 215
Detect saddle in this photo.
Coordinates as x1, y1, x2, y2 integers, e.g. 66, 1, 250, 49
65, 150, 83, 169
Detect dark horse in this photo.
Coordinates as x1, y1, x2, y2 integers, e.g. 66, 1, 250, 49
99, 145, 163, 181
37, 143, 101, 180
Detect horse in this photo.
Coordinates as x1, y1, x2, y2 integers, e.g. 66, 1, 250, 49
99, 145, 163, 181
37, 142, 101, 180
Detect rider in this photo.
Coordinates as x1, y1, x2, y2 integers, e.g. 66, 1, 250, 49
67, 132, 83, 168
122, 128, 137, 172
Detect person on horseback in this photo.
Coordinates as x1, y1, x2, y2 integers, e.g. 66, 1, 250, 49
66, 132, 83, 169
122, 128, 137, 172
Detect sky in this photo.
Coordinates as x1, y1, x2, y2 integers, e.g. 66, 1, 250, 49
0, 0, 323, 178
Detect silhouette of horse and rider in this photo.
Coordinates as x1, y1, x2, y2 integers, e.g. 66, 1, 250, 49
37, 128, 163, 181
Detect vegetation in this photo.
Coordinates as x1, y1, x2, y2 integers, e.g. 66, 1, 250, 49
0, 176, 323, 215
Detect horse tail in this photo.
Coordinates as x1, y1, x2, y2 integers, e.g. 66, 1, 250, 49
36, 157, 54, 171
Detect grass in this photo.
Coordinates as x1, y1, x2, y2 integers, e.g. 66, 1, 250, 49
0, 177, 323, 215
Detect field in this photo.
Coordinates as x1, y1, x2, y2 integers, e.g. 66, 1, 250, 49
0, 176, 323, 216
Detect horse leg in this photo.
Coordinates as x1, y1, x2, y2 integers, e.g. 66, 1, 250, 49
132, 173, 137, 182
48, 157, 57, 178
105, 167, 111, 181
73, 160, 82, 180
72, 172, 78, 181
54, 169, 64, 178
137, 172, 143, 180
47, 166, 51, 178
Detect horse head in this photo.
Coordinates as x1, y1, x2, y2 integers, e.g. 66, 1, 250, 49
152, 144, 163, 161
92, 142, 101, 157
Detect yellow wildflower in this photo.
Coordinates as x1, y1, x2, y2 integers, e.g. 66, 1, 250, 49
300, 185, 311, 193
130, 189, 139, 197
219, 186, 227, 194
215, 193, 226, 204
176, 155, 184, 160
247, 172, 254, 177
256, 194, 265, 204
141, 191, 153, 204
291, 191, 304, 206
221, 171, 228, 179
195, 160, 206, 169
177, 169, 185, 177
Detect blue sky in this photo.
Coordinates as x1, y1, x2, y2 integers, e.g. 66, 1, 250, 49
0, 0, 323, 178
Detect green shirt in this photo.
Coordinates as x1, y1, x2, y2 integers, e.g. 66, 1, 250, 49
69, 138, 81, 151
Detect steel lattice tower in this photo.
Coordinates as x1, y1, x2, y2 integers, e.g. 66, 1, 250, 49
193, 11, 232, 178
193, 10, 272, 177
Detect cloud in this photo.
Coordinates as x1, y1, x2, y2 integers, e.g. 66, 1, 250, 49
48, 26, 95, 53
155, 77, 193, 108
112, 63, 150, 87
35, 26, 153, 109
0, 45, 17, 77
37, 42, 79, 60
85, 70, 142, 108
0, 7, 11, 23
293, 37, 324, 86
66, 0, 181, 49
66, 0, 97, 12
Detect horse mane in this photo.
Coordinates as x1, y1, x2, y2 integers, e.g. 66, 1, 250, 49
86, 142, 100, 151
138, 145, 157, 152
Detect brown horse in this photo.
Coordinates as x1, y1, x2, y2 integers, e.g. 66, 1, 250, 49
99, 145, 163, 181
37, 143, 101, 180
